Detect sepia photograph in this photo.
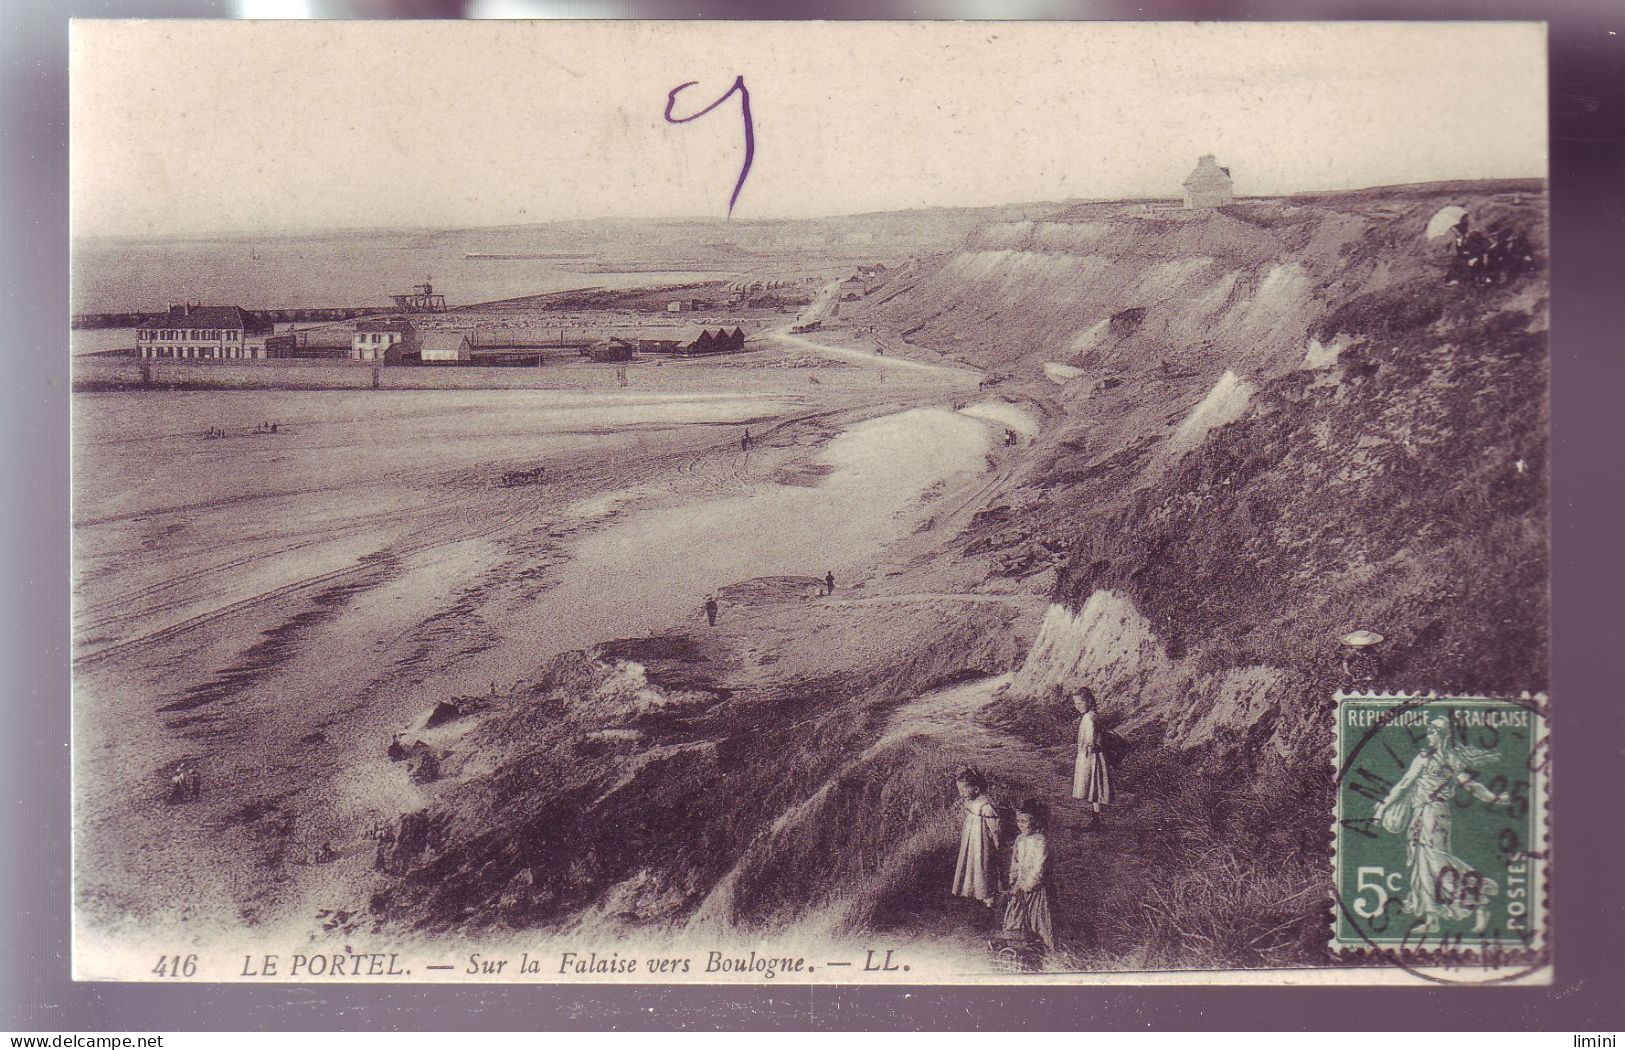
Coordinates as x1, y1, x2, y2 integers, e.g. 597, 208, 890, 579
68, 19, 1550, 985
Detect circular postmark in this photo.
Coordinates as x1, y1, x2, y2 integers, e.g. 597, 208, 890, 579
1331, 692, 1550, 985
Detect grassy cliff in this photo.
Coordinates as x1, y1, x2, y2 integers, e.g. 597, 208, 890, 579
367, 183, 1548, 970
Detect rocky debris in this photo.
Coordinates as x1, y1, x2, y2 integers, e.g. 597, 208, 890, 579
375, 810, 443, 876
1109, 306, 1148, 338
408, 748, 441, 785
425, 695, 486, 729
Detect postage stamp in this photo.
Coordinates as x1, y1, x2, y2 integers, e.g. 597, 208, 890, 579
1332, 692, 1549, 973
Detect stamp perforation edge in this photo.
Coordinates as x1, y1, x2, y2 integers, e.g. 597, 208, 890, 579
1328, 689, 1550, 981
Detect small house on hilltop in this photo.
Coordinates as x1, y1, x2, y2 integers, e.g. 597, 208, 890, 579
1182, 155, 1234, 209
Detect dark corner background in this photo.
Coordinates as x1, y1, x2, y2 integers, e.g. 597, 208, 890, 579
2, 0, 1619, 1032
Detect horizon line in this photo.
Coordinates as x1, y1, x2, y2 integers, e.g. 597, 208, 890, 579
73, 175, 1548, 244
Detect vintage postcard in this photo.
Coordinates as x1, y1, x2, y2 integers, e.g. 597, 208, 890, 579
69, 20, 1550, 984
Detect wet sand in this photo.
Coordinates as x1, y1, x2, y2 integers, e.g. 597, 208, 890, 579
72, 336, 991, 941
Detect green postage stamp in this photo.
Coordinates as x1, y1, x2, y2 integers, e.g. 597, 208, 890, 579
1333, 692, 1549, 969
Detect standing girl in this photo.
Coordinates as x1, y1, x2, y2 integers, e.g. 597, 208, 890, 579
1002, 799, 1057, 950
950, 767, 1002, 907
1071, 686, 1113, 828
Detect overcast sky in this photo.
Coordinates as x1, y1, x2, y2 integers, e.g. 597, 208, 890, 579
70, 20, 1547, 237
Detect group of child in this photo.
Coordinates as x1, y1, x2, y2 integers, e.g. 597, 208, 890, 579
166, 765, 203, 803
950, 686, 1116, 957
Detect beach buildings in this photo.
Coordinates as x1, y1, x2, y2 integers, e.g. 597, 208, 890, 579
1182, 155, 1234, 209
136, 304, 268, 359
588, 340, 635, 363
679, 328, 747, 355
352, 319, 417, 361
419, 330, 473, 363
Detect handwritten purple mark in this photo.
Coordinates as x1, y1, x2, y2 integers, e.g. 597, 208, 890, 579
664, 76, 754, 218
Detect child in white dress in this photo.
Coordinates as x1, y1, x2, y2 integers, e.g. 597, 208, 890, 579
950, 767, 1002, 906
1071, 687, 1113, 828
1002, 799, 1056, 949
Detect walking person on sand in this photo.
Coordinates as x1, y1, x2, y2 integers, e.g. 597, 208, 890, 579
704, 595, 719, 627
1001, 799, 1056, 950
1070, 686, 1113, 828
824, 571, 836, 596
951, 767, 1002, 908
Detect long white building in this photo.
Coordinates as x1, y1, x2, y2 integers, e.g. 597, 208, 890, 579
136, 304, 265, 359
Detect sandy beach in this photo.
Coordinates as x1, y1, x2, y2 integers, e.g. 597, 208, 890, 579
71, 331, 994, 940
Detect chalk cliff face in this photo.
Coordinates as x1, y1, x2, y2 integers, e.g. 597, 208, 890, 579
376, 183, 1547, 960
860, 181, 1548, 753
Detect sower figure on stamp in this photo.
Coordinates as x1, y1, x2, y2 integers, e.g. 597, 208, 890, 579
951, 767, 1002, 909
1070, 687, 1113, 829
1373, 715, 1512, 934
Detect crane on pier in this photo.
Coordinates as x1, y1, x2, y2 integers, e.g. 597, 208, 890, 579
391, 278, 447, 313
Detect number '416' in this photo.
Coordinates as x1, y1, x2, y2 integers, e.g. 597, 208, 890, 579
152, 953, 198, 978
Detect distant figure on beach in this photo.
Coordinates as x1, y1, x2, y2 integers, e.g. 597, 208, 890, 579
824, 571, 836, 596
704, 595, 719, 627
741, 428, 752, 452
185, 767, 202, 800
387, 734, 407, 762
168, 769, 189, 803
270, 422, 278, 434
951, 767, 1002, 907
372, 820, 396, 872
1070, 686, 1113, 828
1002, 799, 1056, 950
